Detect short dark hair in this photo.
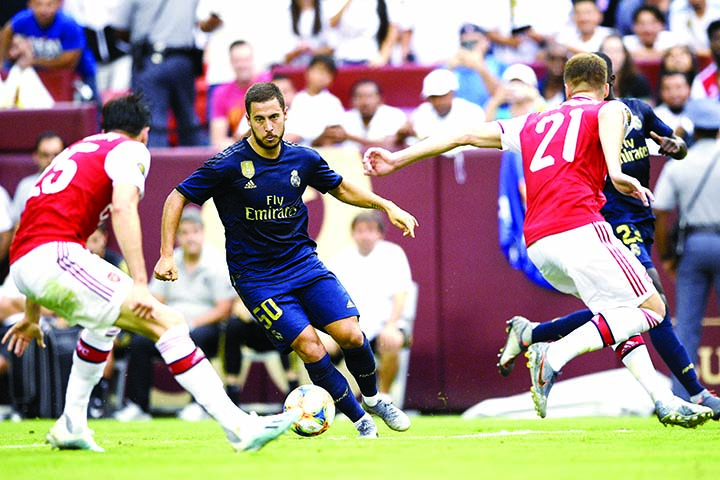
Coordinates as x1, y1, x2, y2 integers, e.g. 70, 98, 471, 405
244, 82, 286, 115
632, 4, 665, 24
708, 19, 720, 40
351, 210, 386, 234
34, 130, 64, 152
229, 39, 249, 52
308, 54, 337, 76
351, 78, 382, 97
101, 93, 151, 136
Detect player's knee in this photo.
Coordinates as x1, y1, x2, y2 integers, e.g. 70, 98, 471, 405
292, 331, 327, 363
641, 293, 666, 320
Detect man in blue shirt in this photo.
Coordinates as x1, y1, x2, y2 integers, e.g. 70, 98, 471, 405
0, 0, 97, 101
498, 52, 720, 422
155, 82, 417, 438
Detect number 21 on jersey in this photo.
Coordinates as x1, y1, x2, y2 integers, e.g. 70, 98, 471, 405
528, 108, 583, 172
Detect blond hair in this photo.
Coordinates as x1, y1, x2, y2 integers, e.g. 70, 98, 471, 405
563, 53, 607, 97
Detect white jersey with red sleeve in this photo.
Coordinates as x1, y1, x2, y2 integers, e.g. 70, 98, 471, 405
498, 96, 622, 247
10, 132, 150, 263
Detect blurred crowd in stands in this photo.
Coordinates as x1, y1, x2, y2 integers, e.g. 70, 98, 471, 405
1, 0, 719, 149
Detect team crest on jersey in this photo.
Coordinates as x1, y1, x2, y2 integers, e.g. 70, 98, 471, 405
107, 272, 120, 283
137, 163, 145, 175
290, 169, 301, 187
241, 161, 255, 179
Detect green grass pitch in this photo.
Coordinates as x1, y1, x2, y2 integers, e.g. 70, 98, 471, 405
1, 415, 718, 480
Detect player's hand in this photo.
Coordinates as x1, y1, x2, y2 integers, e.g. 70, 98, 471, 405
363, 147, 399, 176
153, 256, 178, 281
386, 205, 419, 238
650, 131, 682, 157
610, 173, 654, 206
127, 283, 155, 320
1, 318, 45, 356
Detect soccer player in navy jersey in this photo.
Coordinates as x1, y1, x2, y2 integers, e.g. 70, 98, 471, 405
363, 53, 712, 427
154, 82, 417, 438
497, 52, 720, 419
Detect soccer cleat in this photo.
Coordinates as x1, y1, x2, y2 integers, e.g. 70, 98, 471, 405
526, 342, 558, 419
227, 410, 300, 452
364, 398, 411, 431
498, 316, 537, 377
693, 390, 720, 420
355, 413, 379, 438
655, 397, 713, 428
46, 415, 104, 452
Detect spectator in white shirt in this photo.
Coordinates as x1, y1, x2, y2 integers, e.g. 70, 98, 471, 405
284, 54, 345, 147
338, 78, 407, 150
555, 0, 614, 54
623, 4, 680, 62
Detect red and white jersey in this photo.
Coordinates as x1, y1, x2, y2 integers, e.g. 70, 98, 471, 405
690, 62, 719, 99
10, 132, 150, 263
498, 96, 622, 247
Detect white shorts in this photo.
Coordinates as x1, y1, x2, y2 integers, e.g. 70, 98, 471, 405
11, 242, 133, 333
527, 222, 656, 314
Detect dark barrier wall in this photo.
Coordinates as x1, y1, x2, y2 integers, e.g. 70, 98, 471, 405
1, 147, 718, 412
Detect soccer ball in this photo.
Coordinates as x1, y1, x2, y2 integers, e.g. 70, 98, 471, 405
283, 384, 335, 437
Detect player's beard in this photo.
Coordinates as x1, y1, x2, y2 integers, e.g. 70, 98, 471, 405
251, 125, 284, 150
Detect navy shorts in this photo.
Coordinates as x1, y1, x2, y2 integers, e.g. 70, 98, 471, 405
609, 220, 655, 270
235, 269, 359, 354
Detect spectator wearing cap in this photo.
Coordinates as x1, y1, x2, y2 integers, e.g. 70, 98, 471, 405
653, 98, 720, 399
446, 23, 505, 109
484, 63, 546, 121
395, 68, 486, 150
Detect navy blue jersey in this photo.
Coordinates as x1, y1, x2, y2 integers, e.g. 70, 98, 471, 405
176, 139, 343, 286
600, 98, 673, 224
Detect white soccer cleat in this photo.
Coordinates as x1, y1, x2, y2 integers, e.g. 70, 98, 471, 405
364, 398, 411, 431
655, 397, 713, 429
498, 316, 537, 377
354, 413, 379, 438
227, 410, 301, 452
46, 415, 104, 453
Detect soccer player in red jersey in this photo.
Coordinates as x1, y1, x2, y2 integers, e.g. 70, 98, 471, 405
363, 53, 713, 427
2, 94, 298, 452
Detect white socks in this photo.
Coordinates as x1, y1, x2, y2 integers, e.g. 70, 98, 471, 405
63, 329, 113, 432
546, 307, 663, 372
156, 324, 248, 432
616, 339, 673, 403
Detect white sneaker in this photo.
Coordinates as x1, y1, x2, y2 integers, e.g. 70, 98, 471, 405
364, 398, 411, 431
226, 410, 301, 452
178, 402, 210, 422
47, 415, 104, 452
655, 396, 713, 428
354, 413, 379, 438
113, 401, 151, 422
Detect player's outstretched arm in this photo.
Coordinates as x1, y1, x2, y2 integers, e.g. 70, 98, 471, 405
329, 180, 418, 237
363, 122, 503, 176
154, 189, 190, 281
